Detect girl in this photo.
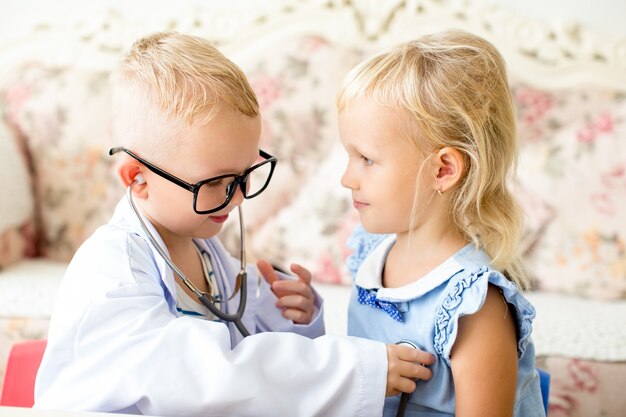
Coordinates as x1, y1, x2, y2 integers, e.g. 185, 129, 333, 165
337, 30, 545, 417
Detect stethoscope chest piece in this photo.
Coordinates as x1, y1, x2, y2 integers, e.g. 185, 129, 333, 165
394, 340, 426, 417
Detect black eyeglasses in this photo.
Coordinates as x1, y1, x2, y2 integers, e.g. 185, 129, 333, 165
109, 147, 277, 214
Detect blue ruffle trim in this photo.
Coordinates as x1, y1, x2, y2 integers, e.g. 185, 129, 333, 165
346, 225, 389, 279
433, 267, 535, 361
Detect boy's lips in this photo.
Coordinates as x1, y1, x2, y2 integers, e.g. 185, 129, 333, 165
209, 214, 229, 223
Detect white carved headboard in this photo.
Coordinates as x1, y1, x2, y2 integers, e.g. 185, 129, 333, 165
1, 0, 625, 92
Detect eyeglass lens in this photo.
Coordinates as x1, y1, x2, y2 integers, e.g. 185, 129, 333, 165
195, 161, 273, 213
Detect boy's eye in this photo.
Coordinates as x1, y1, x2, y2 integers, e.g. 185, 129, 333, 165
205, 178, 225, 188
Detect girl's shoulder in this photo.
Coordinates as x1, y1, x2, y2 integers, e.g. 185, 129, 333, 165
434, 246, 537, 364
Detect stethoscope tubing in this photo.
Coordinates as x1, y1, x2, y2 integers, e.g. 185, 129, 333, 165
395, 340, 423, 417
200, 287, 250, 337
396, 392, 410, 417
126, 181, 251, 337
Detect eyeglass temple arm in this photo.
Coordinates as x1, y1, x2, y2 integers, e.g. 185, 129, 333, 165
109, 147, 196, 192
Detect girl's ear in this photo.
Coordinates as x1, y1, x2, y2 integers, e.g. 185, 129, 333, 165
433, 147, 465, 194
116, 160, 148, 198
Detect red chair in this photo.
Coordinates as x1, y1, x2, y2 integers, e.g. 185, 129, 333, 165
0, 339, 47, 407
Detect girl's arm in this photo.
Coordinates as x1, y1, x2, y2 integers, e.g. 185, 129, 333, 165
450, 284, 518, 417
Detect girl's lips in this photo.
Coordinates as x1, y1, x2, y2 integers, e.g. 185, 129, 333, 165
209, 214, 229, 223
353, 200, 368, 209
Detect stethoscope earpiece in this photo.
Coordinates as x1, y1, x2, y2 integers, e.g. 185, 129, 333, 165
134, 174, 146, 185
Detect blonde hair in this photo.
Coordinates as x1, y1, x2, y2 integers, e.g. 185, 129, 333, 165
337, 29, 529, 289
110, 31, 259, 159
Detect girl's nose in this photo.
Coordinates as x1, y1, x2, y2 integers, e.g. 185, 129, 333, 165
340, 166, 357, 190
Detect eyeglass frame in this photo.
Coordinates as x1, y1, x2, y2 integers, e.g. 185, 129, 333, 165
109, 147, 277, 215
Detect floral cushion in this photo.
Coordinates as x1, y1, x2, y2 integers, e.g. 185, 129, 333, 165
2, 63, 123, 261
0, 116, 36, 268
218, 35, 365, 253
513, 82, 626, 300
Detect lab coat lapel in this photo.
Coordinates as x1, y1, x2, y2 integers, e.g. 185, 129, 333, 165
114, 198, 178, 307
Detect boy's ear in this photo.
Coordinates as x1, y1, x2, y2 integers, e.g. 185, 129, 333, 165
116, 160, 148, 197
433, 147, 465, 194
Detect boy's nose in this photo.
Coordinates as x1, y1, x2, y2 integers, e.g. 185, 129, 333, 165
230, 184, 245, 207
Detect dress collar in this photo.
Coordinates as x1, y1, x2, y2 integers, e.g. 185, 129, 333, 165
354, 235, 469, 302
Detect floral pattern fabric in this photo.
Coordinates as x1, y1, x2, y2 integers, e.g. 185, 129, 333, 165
0, 222, 37, 270
535, 357, 626, 416
2, 63, 123, 261
0, 117, 36, 268
513, 82, 626, 299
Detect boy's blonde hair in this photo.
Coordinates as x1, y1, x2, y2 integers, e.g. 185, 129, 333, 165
111, 32, 259, 160
337, 29, 529, 289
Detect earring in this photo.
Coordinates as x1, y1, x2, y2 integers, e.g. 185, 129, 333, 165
434, 177, 444, 195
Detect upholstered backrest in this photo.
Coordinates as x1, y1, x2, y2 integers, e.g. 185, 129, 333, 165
1, 0, 624, 299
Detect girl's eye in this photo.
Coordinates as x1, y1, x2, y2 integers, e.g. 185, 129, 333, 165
361, 155, 374, 166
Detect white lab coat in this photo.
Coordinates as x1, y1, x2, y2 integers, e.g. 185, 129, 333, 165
34, 198, 387, 416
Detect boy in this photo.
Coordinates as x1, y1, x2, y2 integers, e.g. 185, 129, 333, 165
34, 32, 433, 416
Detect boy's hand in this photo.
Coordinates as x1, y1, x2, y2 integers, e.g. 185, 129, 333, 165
257, 259, 316, 325
385, 344, 435, 397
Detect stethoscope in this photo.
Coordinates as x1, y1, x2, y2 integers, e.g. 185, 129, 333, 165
129, 177, 425, 409
395, 340, 425, 417
127, 178, 251, 337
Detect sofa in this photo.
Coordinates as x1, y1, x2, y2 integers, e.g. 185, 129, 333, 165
1, 0, 625, 415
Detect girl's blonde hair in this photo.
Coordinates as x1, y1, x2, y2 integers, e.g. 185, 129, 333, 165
337, 29, 529, 289
110, 32, 259, 159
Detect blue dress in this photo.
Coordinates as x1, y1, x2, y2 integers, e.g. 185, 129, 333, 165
347, 226, 546, 417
